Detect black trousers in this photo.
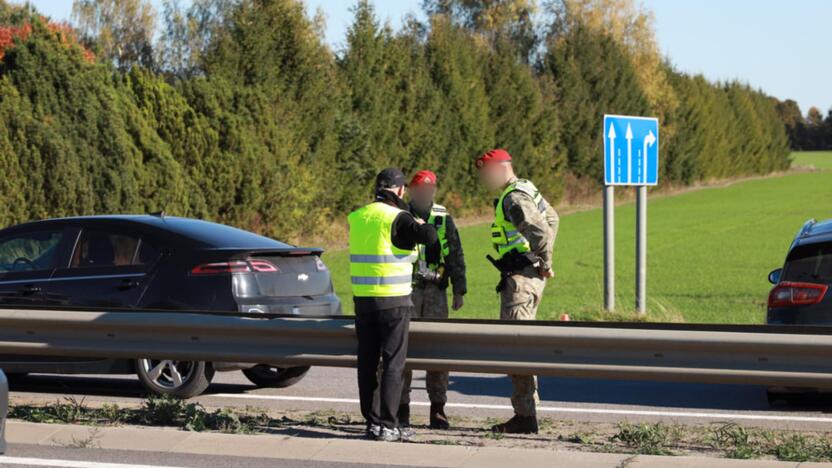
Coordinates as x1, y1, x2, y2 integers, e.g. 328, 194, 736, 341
355, 305, 411, 429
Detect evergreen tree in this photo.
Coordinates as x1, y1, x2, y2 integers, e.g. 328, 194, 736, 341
485, 35, 564, 200
542, 22, 649, 181
424, 14, 494, 205
0, 0, 796, 240
337, 0, 400, 210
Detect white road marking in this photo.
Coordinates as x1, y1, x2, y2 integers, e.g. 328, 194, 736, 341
0, 457, 183, 468
209, 393, 832, 424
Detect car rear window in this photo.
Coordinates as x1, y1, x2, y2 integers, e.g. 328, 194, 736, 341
160, 218, 291, 249
782, 242, 832, 283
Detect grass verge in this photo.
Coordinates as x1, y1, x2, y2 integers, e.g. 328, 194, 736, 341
8, 397, 832, 462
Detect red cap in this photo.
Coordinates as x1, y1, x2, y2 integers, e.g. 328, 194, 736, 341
475, 149, 512, 169
409, 170, 437, 187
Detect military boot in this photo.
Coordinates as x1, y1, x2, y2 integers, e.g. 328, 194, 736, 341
490, 415, 538, 434
429, 403, 450, 430
397, 403, 411, 427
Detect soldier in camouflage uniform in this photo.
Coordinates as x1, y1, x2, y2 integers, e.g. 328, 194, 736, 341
398, 170, 467, 430
475, 149, 559, 434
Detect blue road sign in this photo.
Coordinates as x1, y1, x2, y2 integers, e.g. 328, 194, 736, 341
603, 115, 659, 186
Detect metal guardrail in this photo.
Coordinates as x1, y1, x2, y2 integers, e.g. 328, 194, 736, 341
0, 308, 831, 389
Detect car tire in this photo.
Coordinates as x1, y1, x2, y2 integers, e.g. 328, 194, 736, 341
136, 359, 214, 398
3, 372, 27, 381
242, 365, 310, 388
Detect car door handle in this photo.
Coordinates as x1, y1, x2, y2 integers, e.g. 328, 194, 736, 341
118, 279, 141, 290
20, 285, 42, 295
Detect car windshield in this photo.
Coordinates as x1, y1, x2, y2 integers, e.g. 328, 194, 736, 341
782, 242, 832, 284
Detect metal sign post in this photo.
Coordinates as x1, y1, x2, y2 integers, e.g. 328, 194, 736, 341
603, 185, 615, 311
603, 115, 659, 315
636, 185, 647, 313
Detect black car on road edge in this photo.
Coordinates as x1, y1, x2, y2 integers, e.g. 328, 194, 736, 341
766, 217, 832, 404
0, 214, 341, 398
767, 218, 832, 324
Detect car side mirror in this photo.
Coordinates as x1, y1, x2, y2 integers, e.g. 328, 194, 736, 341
768, 268, 782, 285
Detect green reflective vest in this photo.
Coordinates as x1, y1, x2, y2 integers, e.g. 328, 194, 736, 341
491, 179, 545, 259
416, 203, 450, 270
348, 202, 417, 297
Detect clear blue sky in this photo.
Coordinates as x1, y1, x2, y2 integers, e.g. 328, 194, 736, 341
26, 0, 832, 115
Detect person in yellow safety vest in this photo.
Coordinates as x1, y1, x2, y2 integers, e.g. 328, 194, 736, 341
348, 168, 439, 442
475, 149, 559, 435
397, 170, 467, 430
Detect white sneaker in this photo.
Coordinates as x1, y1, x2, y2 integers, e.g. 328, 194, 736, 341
377, 427, 401, 442
366, 423, 381, 439
399, 426, 415, 442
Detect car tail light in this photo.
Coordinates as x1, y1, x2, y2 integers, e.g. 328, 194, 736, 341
191, 261, 250, 275
315, 256, 328, 271
191, 259, 279, 275
249, 259, 279, 272
768, 281, 828, 308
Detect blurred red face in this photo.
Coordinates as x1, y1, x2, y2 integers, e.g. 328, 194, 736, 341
478, 162, 508, 191
409, 184, 436, 210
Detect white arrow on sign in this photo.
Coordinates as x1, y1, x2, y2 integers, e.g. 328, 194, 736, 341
607, 123, 616, 184
642, 129, 656, 184
625, 123, 633, 183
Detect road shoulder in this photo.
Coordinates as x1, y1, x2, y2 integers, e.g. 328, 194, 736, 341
5, 421, 830, 468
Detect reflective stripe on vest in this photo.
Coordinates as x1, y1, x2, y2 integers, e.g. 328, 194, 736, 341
491, 179, 547, 259
351, 274, 413, 285
417, 203, 450, 271
348, 202, 417, 297
350, 254, 416, 263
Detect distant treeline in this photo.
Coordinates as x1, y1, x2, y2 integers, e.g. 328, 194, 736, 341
0, 0, 790, 241
773, 99, 832, 151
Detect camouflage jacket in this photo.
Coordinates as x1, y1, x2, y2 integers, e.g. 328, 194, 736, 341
501, 179, 559, 271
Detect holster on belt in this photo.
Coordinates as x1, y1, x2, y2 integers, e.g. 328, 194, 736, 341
487, 252, 541, 293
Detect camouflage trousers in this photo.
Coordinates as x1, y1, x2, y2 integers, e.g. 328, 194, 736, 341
401, 283, 449, 405
500, 269, 546, 417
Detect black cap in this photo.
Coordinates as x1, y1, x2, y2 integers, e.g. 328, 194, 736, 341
375, 168, 406, 189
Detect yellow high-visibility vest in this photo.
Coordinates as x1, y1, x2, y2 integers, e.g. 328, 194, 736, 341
490, 179, 546, 259
348, 202, 417, 297
416, 203, 450, 271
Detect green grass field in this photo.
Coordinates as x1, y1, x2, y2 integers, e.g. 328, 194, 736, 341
323, 152, 832, 323
792, 151, 832, 170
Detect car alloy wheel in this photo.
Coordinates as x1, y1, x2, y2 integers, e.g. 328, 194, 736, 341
136, 358, 213, 398
139, 359, 196, 389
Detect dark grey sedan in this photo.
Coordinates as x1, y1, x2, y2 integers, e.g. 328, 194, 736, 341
0, 215, 341, 398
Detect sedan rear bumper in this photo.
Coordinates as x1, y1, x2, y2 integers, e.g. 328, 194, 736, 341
236, 293, 342, 316
767, 307, 832, 325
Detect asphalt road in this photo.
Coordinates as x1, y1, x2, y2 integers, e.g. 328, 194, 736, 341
6, 367, 832, 431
